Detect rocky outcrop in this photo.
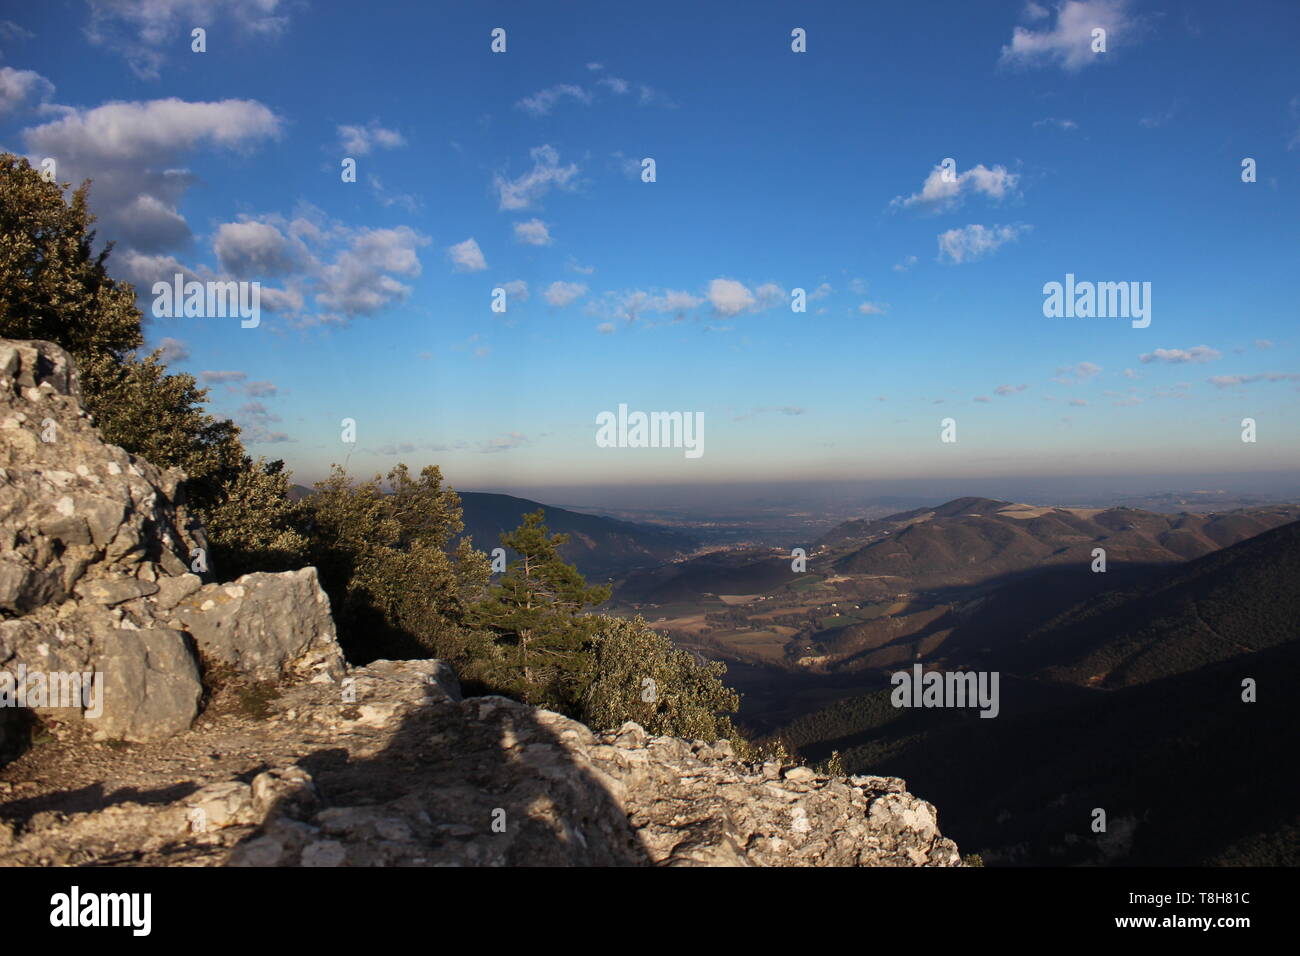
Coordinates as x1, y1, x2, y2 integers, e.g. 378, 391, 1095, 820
0, 659, 961, 867
0, 338, 960, 866
0, 340, 342, 743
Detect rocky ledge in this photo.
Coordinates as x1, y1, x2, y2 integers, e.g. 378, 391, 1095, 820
0, 339, 960, 866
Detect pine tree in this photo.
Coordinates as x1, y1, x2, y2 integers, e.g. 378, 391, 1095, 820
471, 510, 611, 710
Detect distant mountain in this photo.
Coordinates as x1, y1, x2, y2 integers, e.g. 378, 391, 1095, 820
816, 497, 1300, 587
455, 492, 698, 579
289, 485, 697, 579
1017, 518, 1300, 688
773, 517, 1300, 865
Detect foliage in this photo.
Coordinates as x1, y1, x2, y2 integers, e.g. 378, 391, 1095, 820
300, 464, 492, 667
470, 510, 610, 710
581, 615, 740, 741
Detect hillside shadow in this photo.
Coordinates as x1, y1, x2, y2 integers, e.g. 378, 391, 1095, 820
227, 689, 654, 866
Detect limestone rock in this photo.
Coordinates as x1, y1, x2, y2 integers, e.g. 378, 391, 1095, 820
173, 568, 345, 683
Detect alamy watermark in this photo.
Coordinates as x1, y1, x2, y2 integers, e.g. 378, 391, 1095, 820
890, 663, 999, 718
0, 666, 104, 718
151, 274, 261, 328
1042, 273, 1150, 328
595, 403, 704, 458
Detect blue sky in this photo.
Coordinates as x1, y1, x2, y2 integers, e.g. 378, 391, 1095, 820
2, 0, 1298, 494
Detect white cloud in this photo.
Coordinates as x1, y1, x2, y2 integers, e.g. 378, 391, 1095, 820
448, 237, 487, 273
892, 256, 918, 272
893, 163, 1019, 211
707, 278, 756, 317
502, 279, 528, 302
214, 220, 299, 277
598, 76, 630, 95
21, 97, 281, 252
337, 121, 405, 156
0, 67, 54, 118
513, 218, 553, 246
314, 225, 428, 319
937, 223, 1029, 263
544, 280, 587, 307
1139, 346, 1221, 365
857, 301, 887, 315
999, 0, 1135, 71
495, 144, 579, 210
994, 384, 1028, 395
85, 0, 290, 80
809, 282, 832, 299
516, 84, 591, 117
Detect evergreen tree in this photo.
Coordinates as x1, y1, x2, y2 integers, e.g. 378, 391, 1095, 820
471, 510, 611, 710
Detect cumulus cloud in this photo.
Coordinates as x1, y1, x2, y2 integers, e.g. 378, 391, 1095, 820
337, 121, 405, 155
999, 0, 1135, 71
85, 0, 290, 80
313, 225, 428, 320
127, 209, 428, 327
495, 144, 579, 210
857, 302, 887, 315
513, 218, 552, 246
544, 281, 587, 307
0, 66, 54, 118
994, 383, 1028, 395
892, 256, 918, 272
215, 220, 299, 277
892, 163, 1019, 211
21, 97, 281, 253
937, 223, 1030, 263
448, 237, 487, 273
1139, 345, 1221, 364
707, 278, 756, 317
500, 279, 528, 303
